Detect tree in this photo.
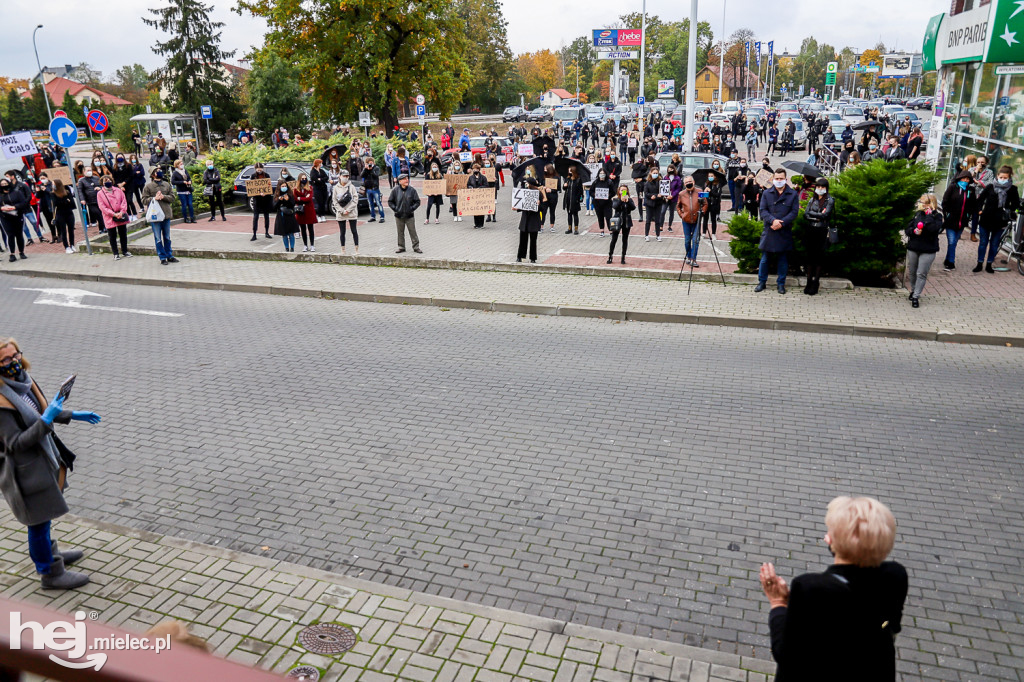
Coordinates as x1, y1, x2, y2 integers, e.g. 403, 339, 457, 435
68, 63, 103, 86
561, 37, 596, 93
245, 50, 307, 138
457, 0, 514, 113
3, 90, 27, 131
144, 0, 239, 128
517, 50, 561, 98
652, 20, 714, 100
21, 83, 54, 129
238, 0, 469, 135
60, 91, 84, 127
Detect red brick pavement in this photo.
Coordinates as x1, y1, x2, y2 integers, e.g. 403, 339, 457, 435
905, 232, 1024, 299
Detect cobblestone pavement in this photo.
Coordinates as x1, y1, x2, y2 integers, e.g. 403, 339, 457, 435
1, 510, 768, 681
1, 276, 1021, 681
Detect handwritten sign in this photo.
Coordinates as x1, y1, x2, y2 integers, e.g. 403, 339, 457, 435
502, 146, 514, 156
518, 143, 534, 157
659, 179, 672, 197
46, 166, 72, 187
627, 138, 638, 148
754, 168, 774, 189
287, 180, 301, 192
544, 178, 559, 191
246, 177, 272, 196
459, 151, 472, 163
0, 132, 37, 160
512, 188, 540, 212
593, 187, 610, 201
423, 178, 446, 195
457, 188, 495, 216
496, 155, 507, 165
445, 173, 470, 196
482, 167, 496, 182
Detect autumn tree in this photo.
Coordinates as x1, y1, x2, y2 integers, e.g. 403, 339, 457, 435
238, 0, 469, 134
517, 50, 561, 98
457, 0, 515, 112
651, 20, 714, 100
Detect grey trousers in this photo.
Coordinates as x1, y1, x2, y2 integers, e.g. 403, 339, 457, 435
395, 215, 419, 249
906, 250, 936, 298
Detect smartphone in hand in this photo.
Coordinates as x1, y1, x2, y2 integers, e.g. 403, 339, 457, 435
56, 374, 76, 402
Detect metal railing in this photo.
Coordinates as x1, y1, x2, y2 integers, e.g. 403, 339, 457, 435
817, 144, 842, 176
0, 596, 283, 681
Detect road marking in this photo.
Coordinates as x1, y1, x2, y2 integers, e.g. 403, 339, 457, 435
13, 288, 182, 318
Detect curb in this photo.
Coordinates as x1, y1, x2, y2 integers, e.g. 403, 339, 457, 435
60, 513, 774, 676
80, 242, 855, 289
5, 268, 1023, 347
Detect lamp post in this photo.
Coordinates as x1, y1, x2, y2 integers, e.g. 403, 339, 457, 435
639, 0, 647, 102
718, 0, 726, 105
32, 25, 53, 122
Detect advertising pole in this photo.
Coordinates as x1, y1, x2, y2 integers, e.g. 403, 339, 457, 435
639, 0, 647, 102
684, 0, 698, 151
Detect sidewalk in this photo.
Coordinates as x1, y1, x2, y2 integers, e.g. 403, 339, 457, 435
2, 252, 1023, 346
0, 509, 771, 681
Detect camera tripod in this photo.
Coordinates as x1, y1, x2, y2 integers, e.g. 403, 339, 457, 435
679, 210, 727, 294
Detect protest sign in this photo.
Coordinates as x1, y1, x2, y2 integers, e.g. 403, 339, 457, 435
627, 137, 638, 148
422, 179, 446, 196
544, 178, 559, 190
511, 188, 540, 212
496, 155, 507, 165
659, 179, 672, 197
445, 173, 470, 196
0, 132, 37, 160
593, 187, 610, 200
47, 166, 72, 187
459, 151, 472, 163
518, 143, 534, 156
246, 177, 273, 196
502, 146, 514, 156
482, 167, 496, 182
754, 169, 774, 188
457, 188, 495, 216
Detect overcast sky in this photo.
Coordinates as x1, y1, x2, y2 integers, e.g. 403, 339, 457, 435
3, 0, 939, 80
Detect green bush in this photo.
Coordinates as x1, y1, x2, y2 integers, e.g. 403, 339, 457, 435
727, 160, 940, 285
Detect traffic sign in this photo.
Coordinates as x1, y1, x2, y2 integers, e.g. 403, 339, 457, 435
200, 105, 213, 119
82, 105, 89, 117
54, 110, 67, 118
415, 104, 426, 117
637, 96, 645, 105
49, 117, 79, 148
416, 94, 425, 106
86, 109, 109, 134
358, 111, 372, 127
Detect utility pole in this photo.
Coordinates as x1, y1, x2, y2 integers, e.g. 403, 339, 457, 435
718, 0, 727, 104
684, 0, 698, 151
640, 0, 647, 102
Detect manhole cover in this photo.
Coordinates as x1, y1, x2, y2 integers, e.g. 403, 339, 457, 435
297, 623, 357, 655
286, 666, 320, 681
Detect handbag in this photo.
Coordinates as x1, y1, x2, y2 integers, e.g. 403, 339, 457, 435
203, 185, 214, 196
146, 199, 165, 223
608, 214, 622, 231
280, 206, 294, 216
828, 226, 839, 244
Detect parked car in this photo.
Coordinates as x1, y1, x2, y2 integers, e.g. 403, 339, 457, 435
906, 97, 934, 110
232, 162, 367, 215
654, 151, 730, 180
584, 105, 606, 122
613, 105, 634, 122
593, 100, 616, 111
438, 136, 513, 172
502, 106, 527, 122
526, 107, 552, 122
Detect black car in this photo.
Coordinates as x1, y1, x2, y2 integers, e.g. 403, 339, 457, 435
231, 162, 368, 215
502, 106, 527, 122
906, 97, 934, 110
526, 107, 553, 122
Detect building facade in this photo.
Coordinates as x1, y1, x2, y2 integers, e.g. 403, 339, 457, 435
922, 0, 1024, 187
691, 66, 764, 103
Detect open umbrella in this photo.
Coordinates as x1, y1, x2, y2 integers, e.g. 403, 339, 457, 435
531, 135, 556, 159
780, 160, 822, 179
511, 157, 550, 187
554, 157, 592, 183
690, 167, 726, 189
320, 143, 348, 164
851, 120, 884, 131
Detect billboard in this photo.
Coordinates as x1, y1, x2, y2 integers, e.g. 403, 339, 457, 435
657, 80, 675, 98
597, 51, 639, 60
592, 29, 643, 47
879, 53, 922, 79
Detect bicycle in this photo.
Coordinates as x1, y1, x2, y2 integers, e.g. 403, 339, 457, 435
997, 209, 1024, 275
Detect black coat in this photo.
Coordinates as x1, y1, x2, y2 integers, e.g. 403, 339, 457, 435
562, 178, 584, 211
941, 183, 977, 230
611, 196, 635, 229
977, 183, 1020, 231
759, 185, 800, 252
273, 194, 299, 235
54, 193, 76, 225
905, 210, 944, 253
769, 562, 907, 682
517, 187, 543, 233
642, 179, 664, 209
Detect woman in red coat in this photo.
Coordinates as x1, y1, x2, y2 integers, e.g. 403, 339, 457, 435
295, 173, 318, 252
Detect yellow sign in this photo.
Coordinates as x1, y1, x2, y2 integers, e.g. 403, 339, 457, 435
482, 167, 496, 182
423, 179, 446, 195
445, 173, 470, 196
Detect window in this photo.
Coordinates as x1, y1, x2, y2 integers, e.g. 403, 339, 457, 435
705, 73, 710, 81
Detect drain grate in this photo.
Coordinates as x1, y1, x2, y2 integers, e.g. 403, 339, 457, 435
286, 666, 320, 680
297, 623, 357, 655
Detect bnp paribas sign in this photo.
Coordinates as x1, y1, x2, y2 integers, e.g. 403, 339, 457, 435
984, 0, 1022, 62
923, 0, 1024, 68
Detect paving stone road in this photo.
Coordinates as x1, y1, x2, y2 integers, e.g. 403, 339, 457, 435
1, 276, 1022, 681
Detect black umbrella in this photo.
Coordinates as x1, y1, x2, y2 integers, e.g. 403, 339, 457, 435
554, 157, 591, 183
690, 167, 726, 189
851, 120, 884, 131
780, 160, 822, 178
320, 143, 348, 164
531, 135, 556, 159
511, 157, 550, 186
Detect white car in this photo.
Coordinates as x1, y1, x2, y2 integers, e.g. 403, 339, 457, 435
840, 106, 865, 125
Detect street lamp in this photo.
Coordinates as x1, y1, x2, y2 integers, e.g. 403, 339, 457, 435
32, 25, 53, 122
718, 0, 726, 104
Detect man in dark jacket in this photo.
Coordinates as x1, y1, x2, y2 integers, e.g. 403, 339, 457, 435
756, 169, 800, 293
387, 173, 421, 253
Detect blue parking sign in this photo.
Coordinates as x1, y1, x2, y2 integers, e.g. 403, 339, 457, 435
415, 104, 426, 117
637, 96, 645, 105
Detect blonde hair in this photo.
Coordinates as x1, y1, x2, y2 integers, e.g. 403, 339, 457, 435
825, 496, 896, 567
0, 338, 30, 370
917, 194, 939, 212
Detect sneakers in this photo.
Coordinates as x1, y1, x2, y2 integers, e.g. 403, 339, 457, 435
656, 237, 663, 242
368, 217, 376, 223
302, 245, 309, 252
598, 232, 605, 237
161, 259, 168, 265
124, 252, 133, 257
645, 236, 650, 242
65, 247, 74, 254
549, 227, 555, 232
943, 261, 955, 271
310, 246, 316, 252
114, 255, 121, 261
413, 247, 422, 253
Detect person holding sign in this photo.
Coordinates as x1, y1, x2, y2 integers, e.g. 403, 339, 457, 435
466, 164, 490, 229
643, 168, 668, 242
562, 167, 584, 235
590, 169, 615, 236
249, 164, 273, 240
541, 165, 561, 233
424, 163, 445, 225
446, 162, 465, 222
484, 155, 500, 223
609, 186, 635, 264
514, 177, 544, 263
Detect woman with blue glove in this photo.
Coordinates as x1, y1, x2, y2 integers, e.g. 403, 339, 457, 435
0, 339, 101, 590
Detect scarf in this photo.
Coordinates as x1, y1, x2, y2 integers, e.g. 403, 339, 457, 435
991, 181, 1010, 209
0, 374, 61, 477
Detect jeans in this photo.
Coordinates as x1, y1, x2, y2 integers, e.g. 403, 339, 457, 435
945, 228, 961, 263
282, 233, 296, 250
366, 189, 384, 219
977, 226, 1004, 263
28, 521, 53, 574
728, 179, 737, 212
758, 251, 789, 285
970, 212, 979, 237
682, 221, 699, 260
178, 193, 195, 221
906, 249, 936, 298
584, 189, 593, 211
23, 211, 43, 240
151, 218, 172, 260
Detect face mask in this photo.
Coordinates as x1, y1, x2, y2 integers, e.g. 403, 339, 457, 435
997, 177, 1010, 185
957, 181, 968, 190
685, 182, 694, 189
598, 173, 606, 180
350, 154, 356, 158
741, 164, 747, 168
815, 187, 826, 195
773, 179, 786, 188
85, 170, 94, 177
0, 184, 8, 193
300, 178, 308, 184
869, 145, 877, 151
0, 360, 22, 378
280, 187, 288, 193
104, 181, 113, 188
731, 153, 737, 157
117, 160, 124, 165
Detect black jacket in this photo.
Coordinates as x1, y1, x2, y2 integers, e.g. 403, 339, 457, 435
804, 195, 835, 227
905, 210, 944, 253
171, 169, 192, 194
310, 167, 330, 191
941, 183, 977, 230
769, 562, 907, 682
642, 179, 664, 209
467, 172, 488, 189
977, 182, 1020, 230
562, 178, 584, 211
202, 168, 222, 194
387, 185, 420, 218
359, 167, 379, 192
603, 159, 622, 181
611, 196, 635, 229
630, 161, 648, 183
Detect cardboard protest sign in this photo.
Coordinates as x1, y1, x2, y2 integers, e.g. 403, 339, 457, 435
593, 187, 610, 200
518, 143, 534, 157
423, 179, 446, 196
659, 179, 672, 197
482, 167, 496, 182
445, 173, 470, 196
459, 151, 472, 163
512, 188, 540, 212
246, 177, 273, 196
544, 178, 559, 190
288, 180, 301, 192
457, 188, 495, 216
46, 166, 72, 187
754, 169, 774, 189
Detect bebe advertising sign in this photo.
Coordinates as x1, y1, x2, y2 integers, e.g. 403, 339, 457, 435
592, 28, 643, 47
617, 30, 643, 46
9, 610, 170, 670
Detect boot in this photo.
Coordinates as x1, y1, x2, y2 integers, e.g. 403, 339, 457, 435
803, 280, 813, 295
40, 556, 89, 590
51, 540, 84, 566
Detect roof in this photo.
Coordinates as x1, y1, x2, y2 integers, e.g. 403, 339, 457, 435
697, 66, 764, 89
545, 89, 574, 99
21, 76, 133, 106
219, 62, 250, 78
129, 113, 196, 123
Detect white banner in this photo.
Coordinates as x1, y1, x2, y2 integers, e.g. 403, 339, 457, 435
0, 131, 37, 160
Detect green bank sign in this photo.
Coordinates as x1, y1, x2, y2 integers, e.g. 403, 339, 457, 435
922, 0, 1024, 68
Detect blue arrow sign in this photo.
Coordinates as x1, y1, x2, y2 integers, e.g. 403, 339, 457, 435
200, 105, 213, 119
49, 117, 78, 148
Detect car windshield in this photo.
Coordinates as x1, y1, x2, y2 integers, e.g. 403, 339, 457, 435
614, 106, 630, 113
843, 107, 864, 117
531, 108, 545, 114
553, 109, 580, 121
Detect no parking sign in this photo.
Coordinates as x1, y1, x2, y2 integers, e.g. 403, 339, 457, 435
87, 109, 109, 134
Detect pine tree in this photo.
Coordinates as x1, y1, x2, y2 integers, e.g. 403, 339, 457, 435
61, 91, 84, 128
143, 0, 236, 122
4, 90, 27, 131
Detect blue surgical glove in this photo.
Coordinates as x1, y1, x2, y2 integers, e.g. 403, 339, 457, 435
41, 395, 65, 425
71, 411, 101, 424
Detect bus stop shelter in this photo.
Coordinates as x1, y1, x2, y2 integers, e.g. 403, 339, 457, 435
129, 113, 199, 149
